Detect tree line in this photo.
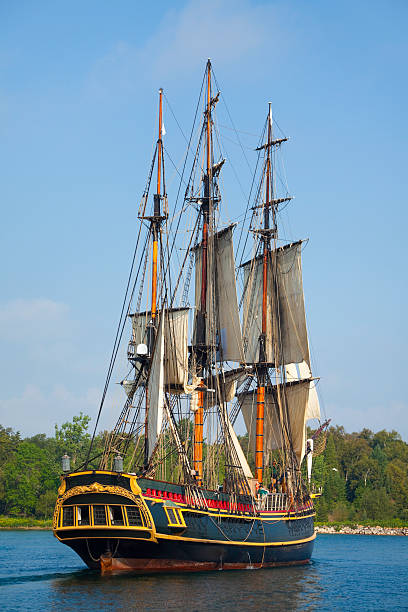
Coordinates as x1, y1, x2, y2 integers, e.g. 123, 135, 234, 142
0, 413, 103, 519
0, 415, 407, 522
310, 426, 408, 522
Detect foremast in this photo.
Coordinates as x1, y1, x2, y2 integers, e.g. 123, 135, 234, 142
143, 88, 167, 470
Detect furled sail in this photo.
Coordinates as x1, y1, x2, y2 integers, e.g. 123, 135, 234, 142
130, 308, 191, 393
120, 379, 137, 398
147, 315, 165, 460
241, 241, 310, 367
130, 310, 151, 346
194, 225, 243, 362
239, 379, 310, 463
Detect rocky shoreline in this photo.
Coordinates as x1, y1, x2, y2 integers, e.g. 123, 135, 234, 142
316, 525, 408, 536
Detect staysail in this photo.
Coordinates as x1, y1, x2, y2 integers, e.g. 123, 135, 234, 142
241, 241, 310, 367
147, 315, 165, 460
239, 379, 311, 463
194, 225, 243, 362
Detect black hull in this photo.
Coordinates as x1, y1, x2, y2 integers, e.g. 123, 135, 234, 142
66, 536, 314, 573
54, 471, 315, 574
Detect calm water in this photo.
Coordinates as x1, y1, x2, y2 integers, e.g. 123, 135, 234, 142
0, 531, 407, 611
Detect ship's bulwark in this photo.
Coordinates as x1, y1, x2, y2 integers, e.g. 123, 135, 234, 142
54, 472, 315, 574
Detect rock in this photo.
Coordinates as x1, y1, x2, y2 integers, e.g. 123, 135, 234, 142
315, 525, 408, 536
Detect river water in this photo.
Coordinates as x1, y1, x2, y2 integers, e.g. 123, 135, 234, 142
0, 531, 407, 610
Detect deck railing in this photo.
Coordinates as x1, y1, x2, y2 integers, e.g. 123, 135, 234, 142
258, 493, 288, 512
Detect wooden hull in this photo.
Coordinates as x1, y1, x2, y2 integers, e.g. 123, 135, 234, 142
54, 471, 315, 574
64, 536, 314, 573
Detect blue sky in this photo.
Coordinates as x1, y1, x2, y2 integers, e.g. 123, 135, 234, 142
1, 0, 407, 439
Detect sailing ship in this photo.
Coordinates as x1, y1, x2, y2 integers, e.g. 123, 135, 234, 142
53, 61, 324, 573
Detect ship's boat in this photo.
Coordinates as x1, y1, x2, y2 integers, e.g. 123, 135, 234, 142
53, 61, 324, 573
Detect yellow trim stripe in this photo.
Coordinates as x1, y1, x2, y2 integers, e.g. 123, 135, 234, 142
54, 531, 315, 547
155, 532, 316, 547
55, 525, 151, 531
54, 533, 154, 542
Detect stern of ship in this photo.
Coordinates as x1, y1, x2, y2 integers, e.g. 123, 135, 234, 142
53, 470, 157, 571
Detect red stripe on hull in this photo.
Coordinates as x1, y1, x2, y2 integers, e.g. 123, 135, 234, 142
100, 555, 310, 574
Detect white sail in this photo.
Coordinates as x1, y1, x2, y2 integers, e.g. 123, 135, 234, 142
306, 382, 320, 420
239, 380, 310, 464
163, 308, 190, 391
130, 310, 151, 345
190, 367, 249, 412
194, 225, 243, 362
147, 316, 165, 460
298, 360, 311, 379
285, 360, 321, 420
285, 362, 299, 382
242, 242, 310, 367
226, 414, 254, 480
131, 308, 191, 393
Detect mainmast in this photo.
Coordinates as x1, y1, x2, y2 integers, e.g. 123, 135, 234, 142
255, 104, 273, 484
193, 60, 212, 486
144, 88, 166, 470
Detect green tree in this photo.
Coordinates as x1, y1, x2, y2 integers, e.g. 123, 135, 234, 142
3, 442, 58, 516
355, 486, 394, 521
35, 489, 57, 519
386, 459, 408, 516
54, 412, 91, 469
0, 425, 21, 513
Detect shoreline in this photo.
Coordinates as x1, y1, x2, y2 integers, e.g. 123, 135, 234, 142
0, 525, 52, 530
316, 525, 408, 536
1, 524, 407, 535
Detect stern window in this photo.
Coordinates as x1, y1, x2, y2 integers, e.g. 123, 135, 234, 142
77, 506, 90, 526
125, 506, 143, 527
62, 506, 74, 527
93, 505, 107, 525
108, 506, 124, 526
